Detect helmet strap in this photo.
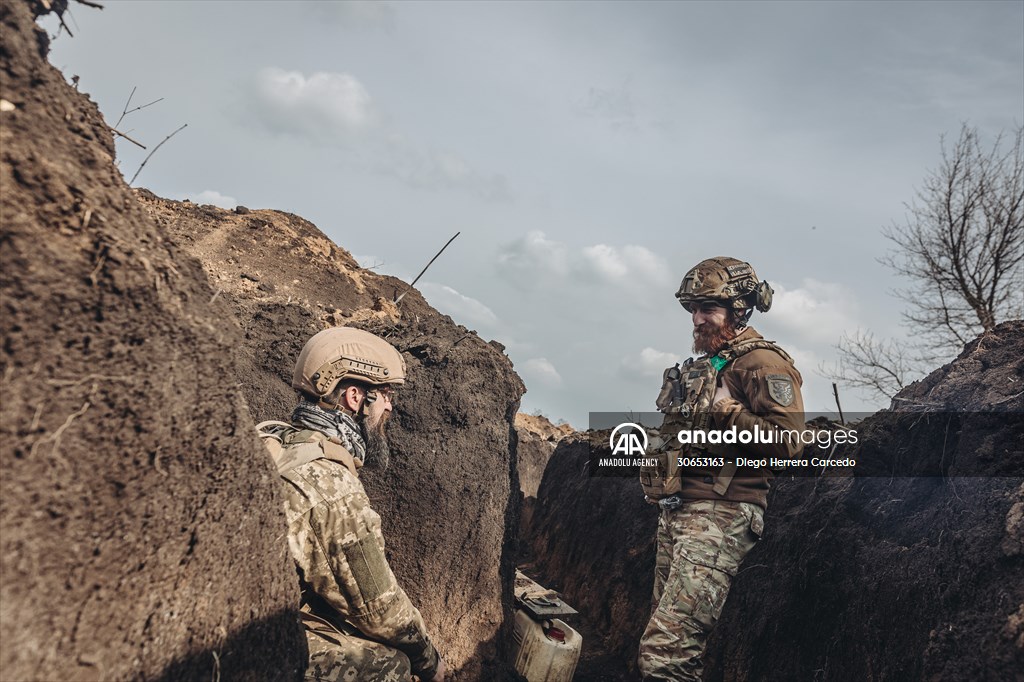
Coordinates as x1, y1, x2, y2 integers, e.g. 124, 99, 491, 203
317, 383, 366, 417
317, 394, 341, 412
734, 306, 753, 330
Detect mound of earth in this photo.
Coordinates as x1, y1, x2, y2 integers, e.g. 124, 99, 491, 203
525, 321, 1023, 680
515, 413, 575, 572
1, 2, 303, 679
137, 191, 526, 680
515, 412, 575, 499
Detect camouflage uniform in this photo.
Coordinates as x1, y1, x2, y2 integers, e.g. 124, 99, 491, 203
638, 326, 803, 681
638, 500, 762, 681
275, 429, 440, 682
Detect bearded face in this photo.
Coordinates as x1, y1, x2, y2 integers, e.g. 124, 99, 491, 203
692, 311, 738, 355
361, 403, 391, 471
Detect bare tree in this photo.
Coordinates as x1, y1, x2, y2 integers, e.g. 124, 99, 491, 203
825, 124, 1023, 401
881, 124, 1024, 352
824, 330, 919, 402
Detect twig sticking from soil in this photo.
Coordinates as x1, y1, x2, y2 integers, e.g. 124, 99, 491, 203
891, 396, 945, 409
54, 12, 74, 37
109, 127, 145, 149
394, 231, 460, 304
39, 0, 75, 37
832, 382, 845, 425
992, 389, 1024, 405
114, 86, 163, 130
442, 333, 475, 358
129, 123, 187, 186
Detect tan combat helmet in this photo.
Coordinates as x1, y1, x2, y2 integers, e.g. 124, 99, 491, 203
292, 327, 406, 399
676, 256, 773, 317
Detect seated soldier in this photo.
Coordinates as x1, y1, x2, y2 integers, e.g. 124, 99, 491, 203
260, 327, 446, 682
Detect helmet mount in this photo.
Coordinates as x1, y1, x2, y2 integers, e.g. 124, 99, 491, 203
676, 256, 773, 328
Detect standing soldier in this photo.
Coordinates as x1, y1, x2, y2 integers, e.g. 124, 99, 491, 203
638, 257, 805, 681
260, 327, 446, 682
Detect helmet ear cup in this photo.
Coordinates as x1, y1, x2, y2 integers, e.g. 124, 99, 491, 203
754, 280, 773, 312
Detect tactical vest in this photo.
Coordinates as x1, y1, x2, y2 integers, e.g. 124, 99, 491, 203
640, 338, 792, 500
256, 421, 361, 477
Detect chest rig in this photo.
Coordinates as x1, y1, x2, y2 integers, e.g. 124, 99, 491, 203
640, 338, 791, 500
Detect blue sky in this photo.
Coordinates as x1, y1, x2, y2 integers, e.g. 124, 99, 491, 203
42, 1, 1024, 426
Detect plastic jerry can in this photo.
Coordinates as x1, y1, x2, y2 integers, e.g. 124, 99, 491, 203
512, 609, 582, 682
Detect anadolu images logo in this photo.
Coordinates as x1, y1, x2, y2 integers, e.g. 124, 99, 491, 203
610, 422, 649, 456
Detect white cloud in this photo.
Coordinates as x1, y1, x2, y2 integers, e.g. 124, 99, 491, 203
622, 347, 686, 379
418, 282, 498, 329
184, 189, 237, 208
496, 231, 571, 286
581, 243, 673, 286
246, 71, 512, 202
784, 345, 820, 374
251, 68, 376, 139
521, 357, 563, 388
498, 232, 672, 295
765, 279, 861, 344
582, 244, 629, 280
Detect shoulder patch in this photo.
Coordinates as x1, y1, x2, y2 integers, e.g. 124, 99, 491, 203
766, 374, 795, 406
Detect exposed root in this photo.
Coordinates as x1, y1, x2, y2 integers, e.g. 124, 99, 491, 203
46, 373, 131, 387
29, 395, 92, 463
88, 247, 107, 287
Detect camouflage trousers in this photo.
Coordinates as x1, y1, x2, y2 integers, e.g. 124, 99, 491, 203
304, 618, 412, 682
637, 499, 763, 681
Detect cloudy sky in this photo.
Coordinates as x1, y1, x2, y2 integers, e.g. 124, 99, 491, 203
42, 1, 1023, 427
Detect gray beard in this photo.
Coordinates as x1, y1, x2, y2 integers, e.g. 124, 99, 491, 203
362, 418, 391, 472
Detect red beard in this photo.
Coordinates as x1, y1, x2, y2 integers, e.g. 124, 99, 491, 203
692, 320, 737, 355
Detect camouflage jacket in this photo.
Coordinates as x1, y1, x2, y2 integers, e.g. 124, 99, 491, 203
270, 427, 440, 679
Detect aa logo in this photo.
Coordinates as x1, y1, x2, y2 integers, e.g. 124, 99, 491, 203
610, 423, 648, 456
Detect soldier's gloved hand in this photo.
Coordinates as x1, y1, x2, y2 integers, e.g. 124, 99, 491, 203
713, 380, 732, 407
428, 655, 447, 682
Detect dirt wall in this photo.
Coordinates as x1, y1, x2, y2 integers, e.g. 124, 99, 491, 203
706, 321, 1024, 682
515, 413, 574, 499
0, 2, 304, 679
525, 322, 1024, 681
138, 193, 527, 680
522, 432, 657, 680
515, 412, 573, 548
